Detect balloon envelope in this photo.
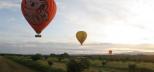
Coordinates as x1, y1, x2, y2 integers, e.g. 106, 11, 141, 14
76, 31, 87, 45
21, 0, 57, 34
109, 50, 112, 55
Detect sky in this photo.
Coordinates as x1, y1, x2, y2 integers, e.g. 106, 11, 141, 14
1, 0, 154, 44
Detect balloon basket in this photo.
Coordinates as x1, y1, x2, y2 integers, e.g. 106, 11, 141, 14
35, 34, 42, 38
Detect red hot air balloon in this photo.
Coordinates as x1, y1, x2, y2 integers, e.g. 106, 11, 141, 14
109, 50, 112, 55
21, 0, 57, 37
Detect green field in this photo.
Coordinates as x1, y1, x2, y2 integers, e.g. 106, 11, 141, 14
1, 54, 154, 72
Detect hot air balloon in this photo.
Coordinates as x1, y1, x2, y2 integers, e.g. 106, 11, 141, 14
76, 31, 87, 45
21, 0, 57, 37
109, 50, 112, 55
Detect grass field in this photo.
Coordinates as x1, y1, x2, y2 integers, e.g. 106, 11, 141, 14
1, 54, 154, 72
0, 56, 37, 72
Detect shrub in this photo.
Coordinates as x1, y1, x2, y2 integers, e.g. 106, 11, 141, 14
67, 59, 90, 72
128, 63, 136, 72
31, 54, 43, 61
102, 60, 107, 67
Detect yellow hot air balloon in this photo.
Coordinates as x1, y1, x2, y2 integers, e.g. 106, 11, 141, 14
76, 31, 87, 45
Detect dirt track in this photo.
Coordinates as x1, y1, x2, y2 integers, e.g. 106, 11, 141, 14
0, 56, 37, 72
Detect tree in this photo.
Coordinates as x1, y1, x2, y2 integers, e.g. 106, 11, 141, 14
128, 63, 136, 72
102, 60, 107, 67
59, 53, 70, 62
67, 59, 90, 72
50, 53, 56, 57
44, 56, 48, 60
80, 58, 90, 69
60, 53, 70, 58
31, 54, 43, 61
48, 60, 53, 66
67, 59, 81, 72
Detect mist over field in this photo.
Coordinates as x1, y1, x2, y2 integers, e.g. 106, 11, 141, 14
0, 42, 154, 55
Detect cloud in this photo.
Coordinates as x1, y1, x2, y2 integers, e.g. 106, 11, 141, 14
55, 0, 154, 43
0, 42, 154, 55
0, 1, 20, 9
